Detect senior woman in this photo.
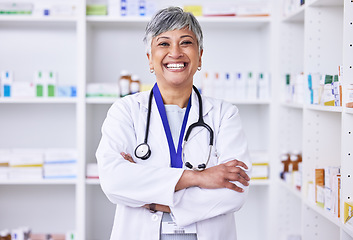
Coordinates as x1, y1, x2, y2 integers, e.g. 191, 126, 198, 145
96, 6, 251, 240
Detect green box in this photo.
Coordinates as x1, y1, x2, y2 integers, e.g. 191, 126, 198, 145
86, 5, 107, 16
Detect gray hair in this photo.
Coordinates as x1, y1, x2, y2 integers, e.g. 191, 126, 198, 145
143, 6, 203, 54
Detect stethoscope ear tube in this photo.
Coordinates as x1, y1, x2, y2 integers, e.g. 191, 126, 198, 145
135, 90, 154, 160
184, 122, 214, 146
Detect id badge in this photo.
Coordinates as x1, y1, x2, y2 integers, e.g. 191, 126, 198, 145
161, 221, 197, 234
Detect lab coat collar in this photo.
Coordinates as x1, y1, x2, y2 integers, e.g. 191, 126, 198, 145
136, 87, 213, 118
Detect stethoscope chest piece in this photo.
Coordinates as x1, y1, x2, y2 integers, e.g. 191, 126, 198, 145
134, 143, 151, 160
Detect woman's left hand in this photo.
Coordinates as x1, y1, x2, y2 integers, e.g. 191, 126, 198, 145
120, 152, 135, 163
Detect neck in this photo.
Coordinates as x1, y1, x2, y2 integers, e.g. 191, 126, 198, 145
157, 83, 192, 108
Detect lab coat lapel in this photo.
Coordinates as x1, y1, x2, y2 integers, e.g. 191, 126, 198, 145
185, 90, 213, 142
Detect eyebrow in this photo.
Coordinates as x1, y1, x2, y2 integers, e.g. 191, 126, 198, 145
156, 35, 195, 41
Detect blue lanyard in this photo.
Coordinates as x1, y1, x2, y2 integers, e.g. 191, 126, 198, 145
153, 83, 192, 168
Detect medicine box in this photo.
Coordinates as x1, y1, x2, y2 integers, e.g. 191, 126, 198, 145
315, 168, 325, 205
344, 202, 353, 226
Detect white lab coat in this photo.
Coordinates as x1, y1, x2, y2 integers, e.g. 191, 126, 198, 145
96, 89, 251, 240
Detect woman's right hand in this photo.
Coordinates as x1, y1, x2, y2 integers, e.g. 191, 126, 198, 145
175, 160, 250, 193
197, 160, 250, 192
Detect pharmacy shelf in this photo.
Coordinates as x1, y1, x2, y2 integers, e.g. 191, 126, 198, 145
0, 98, 77, 104
282, 4, 305, 22
342, 225, 353, 238
345, 108, 353, 114
281, 102, 304, 109
86, 15, 271, 23
86, 178, 100, 185
86, 97, 118, 104
278, 179, 302, 199
227, 99, 271, 105
308, 0, 344, 7
0, 15, 77, 22
86, 177, 270, 186
0, 179, 77, 185
0, 1, 275, 239
86, 15, 271, 29
305, 104, 343, 113
85, 97, 271, 105
303, 199, 341, 227
276, 1, 352, 239
250, 179, 271, 186
86, 15, 150, 23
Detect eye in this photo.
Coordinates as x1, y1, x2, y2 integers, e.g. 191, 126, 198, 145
158, 42, 169, 47
181, 40, 193, 45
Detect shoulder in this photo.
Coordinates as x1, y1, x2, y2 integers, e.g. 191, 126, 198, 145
104, 91, 150, 122
203, 95, 239, 118
110, 91, 150, 112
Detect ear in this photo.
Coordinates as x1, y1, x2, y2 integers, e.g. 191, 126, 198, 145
198, 49, 203, 68
147, 53, 153, 69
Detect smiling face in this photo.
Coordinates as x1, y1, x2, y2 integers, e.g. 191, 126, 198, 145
147, 28, 203, 91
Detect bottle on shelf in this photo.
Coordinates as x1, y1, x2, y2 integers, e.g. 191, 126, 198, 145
119, 70, 131, 97
0, 229, 11, 240
130, 75, 141, 95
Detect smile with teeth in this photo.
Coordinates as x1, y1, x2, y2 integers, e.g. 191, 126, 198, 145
165, 63, 187, 69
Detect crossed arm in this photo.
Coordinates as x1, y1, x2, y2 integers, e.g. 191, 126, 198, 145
120, 152, 250, 213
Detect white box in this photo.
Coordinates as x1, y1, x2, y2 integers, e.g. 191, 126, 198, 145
251, 163, 269, 180
43, 162, 77, 179
44, 148, 78, 163
10, 149, 44, 166
12, 82, 35, 98
9, 167, 43, 180
0, 167, 9, 179
86, 163, 99, 179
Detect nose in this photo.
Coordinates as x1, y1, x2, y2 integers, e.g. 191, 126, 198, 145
168, 44, 183, 58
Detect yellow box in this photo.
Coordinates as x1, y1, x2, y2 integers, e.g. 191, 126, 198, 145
344, 202, 353, 225
251, 163, 269, 180
183, 5, 203, 16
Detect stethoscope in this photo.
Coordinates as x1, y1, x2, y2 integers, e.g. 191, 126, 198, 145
134, 85, 214, 171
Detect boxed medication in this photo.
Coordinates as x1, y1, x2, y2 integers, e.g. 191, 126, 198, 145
9, 166, 42, 179
0, 2, 33, 14
344, 202, 353, 226
236, 4, 270, 17
86, 83, 119, 98
10, 149, 44, 167
346, 84, 353, 108
12, 82, 35, 98
44, 148, 77, 163
9, 149, 44, 180
183, 5, 202, 17
202, 3, 236, 17
331, 174, 341, 218
315, 168, 325, 207
250, 151, 269, 180
43, 163, 77, 179
0, 149, 11, 179
57, 85, 77, 97
86, 4, 107, 16
251, 163, 269, 180
43, 148, 77, 179
86, 163, 99, 179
